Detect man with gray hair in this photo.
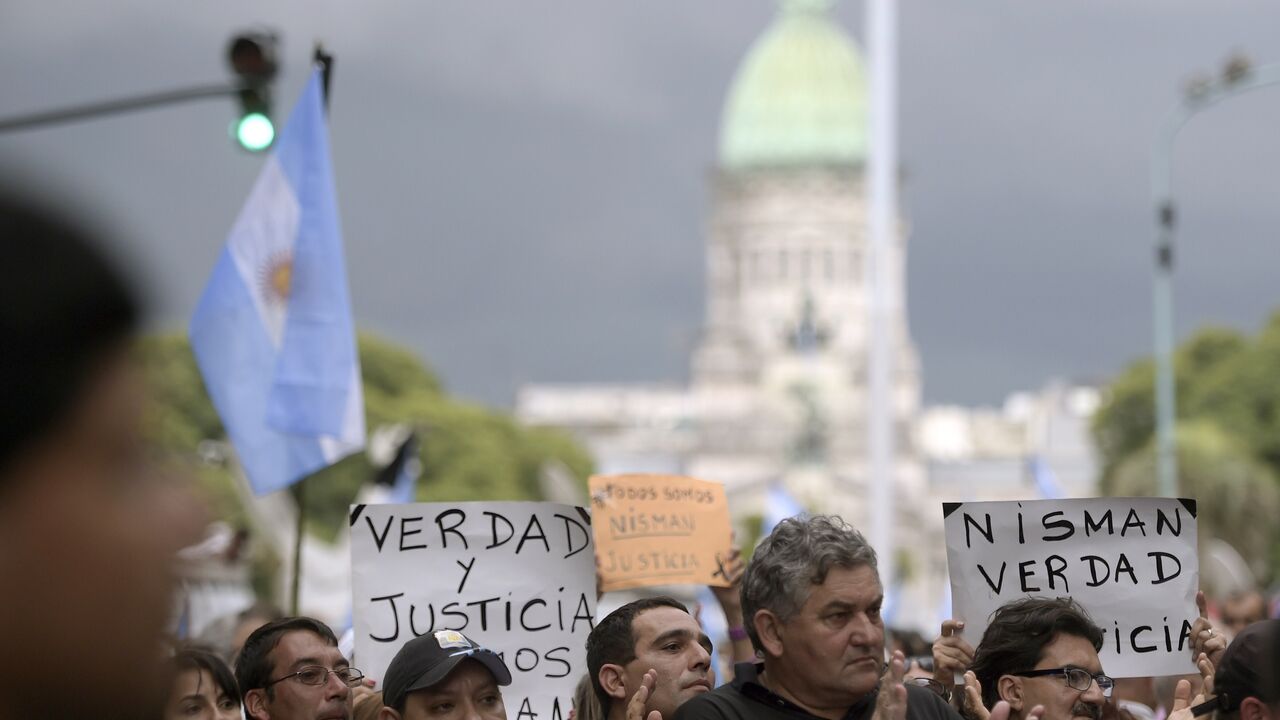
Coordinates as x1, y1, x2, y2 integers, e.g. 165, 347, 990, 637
673, 515, 961, 720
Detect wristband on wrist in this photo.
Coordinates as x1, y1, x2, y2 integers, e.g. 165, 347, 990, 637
728, 625, 749, 642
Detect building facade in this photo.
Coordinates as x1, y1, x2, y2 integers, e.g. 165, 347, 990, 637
518, 0, 947, 628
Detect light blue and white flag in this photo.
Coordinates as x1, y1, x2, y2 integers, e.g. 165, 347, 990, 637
763, 481, 806, 536
191, 68, 364, 495
695, 585, 727, 682
1030, 455, 1064, 499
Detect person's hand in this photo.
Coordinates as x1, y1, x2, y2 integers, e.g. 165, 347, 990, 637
710, 546, 745, 612
872, 651, 909, 720
351, 678, 377, 708
989, 701, 1044, 720
1195, 652, 1215, 699
933, 619, 975, 687
1165, 671, 1212, 720
961, 671, 989, 720
1190, 591, 1226, 669
627, 669, 663, 720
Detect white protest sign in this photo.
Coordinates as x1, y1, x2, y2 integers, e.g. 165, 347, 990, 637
351, 502, 597, 720
943, 497, 1199, 678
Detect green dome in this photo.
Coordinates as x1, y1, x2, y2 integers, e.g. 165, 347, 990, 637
719, 0, 868, 170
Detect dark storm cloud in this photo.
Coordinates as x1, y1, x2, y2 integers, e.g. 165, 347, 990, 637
3, 1, 1277, 407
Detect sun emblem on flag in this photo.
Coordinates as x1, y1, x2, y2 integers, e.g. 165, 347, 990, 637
261, 252, 294, 304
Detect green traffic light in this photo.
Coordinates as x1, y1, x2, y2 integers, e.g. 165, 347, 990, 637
235, 112, 274, 151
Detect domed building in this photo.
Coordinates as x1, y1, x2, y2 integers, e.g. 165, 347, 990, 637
518, 0, 947, 630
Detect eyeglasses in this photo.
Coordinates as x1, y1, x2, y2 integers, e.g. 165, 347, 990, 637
908, 677, 950, 702
1009, 667, 1113, 699
266, 665, 365, 688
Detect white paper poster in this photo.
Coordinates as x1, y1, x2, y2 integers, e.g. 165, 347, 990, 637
351, 501, 597, 720
943, 497, 1199, 678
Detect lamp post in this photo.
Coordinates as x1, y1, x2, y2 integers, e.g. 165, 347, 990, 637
1150, 55, 1280, 498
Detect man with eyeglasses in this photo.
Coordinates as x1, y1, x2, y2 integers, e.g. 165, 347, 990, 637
377, 629, 513, 720
236, 616, 364, 720
965, 598, 1109, 720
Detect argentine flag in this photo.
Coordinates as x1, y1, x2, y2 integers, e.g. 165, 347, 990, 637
191, 68, 365, 495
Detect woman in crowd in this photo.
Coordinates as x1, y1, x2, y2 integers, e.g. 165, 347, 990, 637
164, 647, 242, 720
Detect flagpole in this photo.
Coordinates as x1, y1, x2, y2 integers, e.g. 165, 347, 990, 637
865, 0, 897, 590
289, 481, 306, 614
286, 45, 333, 618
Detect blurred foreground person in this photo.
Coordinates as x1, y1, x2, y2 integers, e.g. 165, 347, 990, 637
0, 189, 203, 719
378, 630, 513, 720
165, 647, 242, 720
674, 515, 958, 720
237, 617, 361, 720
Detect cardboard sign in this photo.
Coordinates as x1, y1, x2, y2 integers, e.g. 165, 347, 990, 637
943, 497, 1199, 678
350, 502, 596, 720
589, 474, 733, 592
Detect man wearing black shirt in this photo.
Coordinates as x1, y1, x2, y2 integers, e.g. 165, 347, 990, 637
672, 516, 960, 720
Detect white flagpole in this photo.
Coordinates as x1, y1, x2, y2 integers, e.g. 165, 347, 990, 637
865, 0, 897, 587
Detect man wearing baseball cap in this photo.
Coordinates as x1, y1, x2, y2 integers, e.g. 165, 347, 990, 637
379, 630, 514, 720
1191, 619, 1278, 720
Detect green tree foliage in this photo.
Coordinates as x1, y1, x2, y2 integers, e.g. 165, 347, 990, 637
1092, 327, 1248, 485
135, 332, 593, 541
1092, 312, 1280, 580
1103, 421, 1280, 581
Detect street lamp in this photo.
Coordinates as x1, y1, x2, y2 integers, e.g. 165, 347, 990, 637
1149, 53, 1280, 498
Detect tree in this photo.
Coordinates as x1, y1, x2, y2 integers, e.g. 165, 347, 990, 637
1092, 312, 1280, 581
1103, 420, 1280, 583
1092, 326, 1247, 486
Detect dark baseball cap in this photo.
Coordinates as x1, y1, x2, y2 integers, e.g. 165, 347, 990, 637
382, 630, 512, 710
1193, 619, 1279, 716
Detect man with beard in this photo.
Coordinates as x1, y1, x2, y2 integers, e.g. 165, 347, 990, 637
966, 598, 1110, 720
933, 592, 1225, 720
673, 515, 959, 720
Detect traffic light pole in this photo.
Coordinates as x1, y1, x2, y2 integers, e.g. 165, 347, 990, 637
0, 82, 257, 134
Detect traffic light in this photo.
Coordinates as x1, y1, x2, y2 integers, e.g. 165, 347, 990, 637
227, 33, 278, 152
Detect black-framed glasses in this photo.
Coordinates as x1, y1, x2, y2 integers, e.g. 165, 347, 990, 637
1010, 667, 1113, 698
908, 677, 950, 702
266, 665, 365, 688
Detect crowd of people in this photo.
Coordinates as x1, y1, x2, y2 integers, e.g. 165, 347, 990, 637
135, 515, 1274, 720
3, 192, 1278, 720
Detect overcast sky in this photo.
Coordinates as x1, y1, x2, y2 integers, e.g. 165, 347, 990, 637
3, 1, 1279, 410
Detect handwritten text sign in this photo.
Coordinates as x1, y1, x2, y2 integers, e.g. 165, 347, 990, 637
943, 497, 1199, 678
589, 474, 733, 592
351, 502, 596, 720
